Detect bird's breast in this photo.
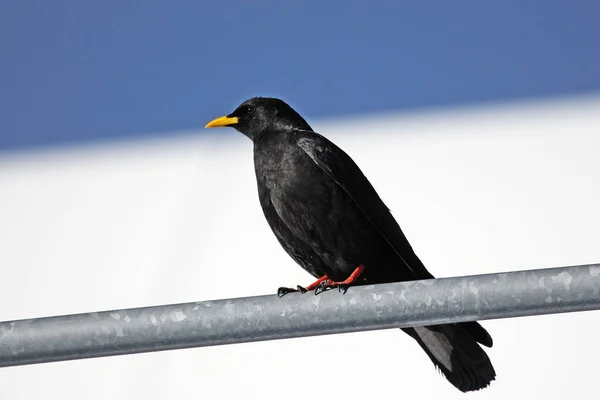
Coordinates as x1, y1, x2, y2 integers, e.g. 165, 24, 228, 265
255, 140, 318, 191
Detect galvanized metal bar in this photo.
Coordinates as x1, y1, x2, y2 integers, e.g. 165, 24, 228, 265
1, 263, 599, 368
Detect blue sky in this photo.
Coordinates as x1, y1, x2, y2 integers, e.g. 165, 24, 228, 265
2, 1, 600, 151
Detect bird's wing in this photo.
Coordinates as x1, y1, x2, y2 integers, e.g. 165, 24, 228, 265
296, 131, 434, 280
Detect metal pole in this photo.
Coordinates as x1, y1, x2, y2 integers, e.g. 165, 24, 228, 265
1, 263, 599, 368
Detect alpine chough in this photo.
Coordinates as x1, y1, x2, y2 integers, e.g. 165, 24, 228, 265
206, 97, 496, 392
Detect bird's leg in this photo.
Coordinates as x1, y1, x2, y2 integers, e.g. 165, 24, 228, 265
300, 275, 330, 292
315, 264, 366, 295
277, 275, 329, 298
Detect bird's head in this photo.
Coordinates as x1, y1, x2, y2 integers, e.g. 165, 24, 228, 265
205, 97, 313, 140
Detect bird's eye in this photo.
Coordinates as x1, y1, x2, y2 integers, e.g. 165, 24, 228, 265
245, 105, 255, 113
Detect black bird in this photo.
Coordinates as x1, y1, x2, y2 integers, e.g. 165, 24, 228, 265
205, 97, 496, 392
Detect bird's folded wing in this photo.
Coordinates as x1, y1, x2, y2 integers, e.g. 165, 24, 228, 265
296, 131, 433, 279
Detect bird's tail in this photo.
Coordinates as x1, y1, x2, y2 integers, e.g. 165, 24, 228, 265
402, 321, 495, 392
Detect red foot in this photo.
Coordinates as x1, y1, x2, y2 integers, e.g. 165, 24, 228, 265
277, 275, 329, 298
277, 265, 366, 297
315, 264, 366, 295
303, 275, 330, 291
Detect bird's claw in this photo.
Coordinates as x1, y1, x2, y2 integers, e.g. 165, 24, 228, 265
337, 283, 349, 294
297, 285, 308, 294
314, 280, 350, 295
277, 287, 296, 298
314, 281, 329, 295
277, 285, 308, 298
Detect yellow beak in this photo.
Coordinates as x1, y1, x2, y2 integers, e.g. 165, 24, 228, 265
205, 115, 239, 128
